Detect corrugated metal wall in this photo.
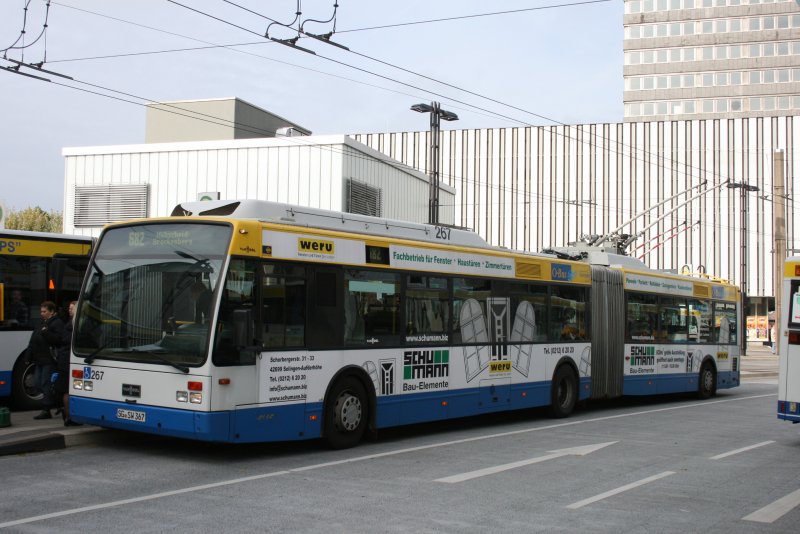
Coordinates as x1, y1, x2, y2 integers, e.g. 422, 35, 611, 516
354, 116, 800, 297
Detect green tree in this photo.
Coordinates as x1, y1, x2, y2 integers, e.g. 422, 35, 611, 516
5, 206, 63, 233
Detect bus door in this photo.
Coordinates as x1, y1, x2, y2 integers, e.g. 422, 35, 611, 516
307, 266, 343, 350
779, 263, 800, 421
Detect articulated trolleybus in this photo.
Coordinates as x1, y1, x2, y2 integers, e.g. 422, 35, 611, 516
70, 200, 741, 448
778, 255, 800, 422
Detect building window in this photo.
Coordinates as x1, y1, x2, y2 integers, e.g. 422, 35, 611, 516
730, 72, 741, 85
644, 102, 655, 116
715, 20, 727, 32
702, 47, 714, 60
730, 45, 741, 58
683, 74, 695, 87
643, 77, 655, 90
703, 73, 714, 87
764, 97, 776, 111
793, 68, 800, 82
657, 49, 668, 62
703, 21, 713, 34
777, 42, 789, 55
670, 75, 681, 88
749, 18, 760, 31
658, 76, 668, 89
685, 48, 695, 61
716, 46, 727, 59
749, 44, 760, 57
716, 72, 728, 85
778, 96, 790, 110
684, 21, 695, 35
730, 19, 741, 32
684, 100, 695, 113
764, 70, 774, 83
778, 16, 789, 29
750, 97, 762, 111
731, 99, 742, 111
749, 71, 760, 84
778, 69, 790, 83
657, 102, 668, 115
763, 17, 774, 31
703, 100, 714, 113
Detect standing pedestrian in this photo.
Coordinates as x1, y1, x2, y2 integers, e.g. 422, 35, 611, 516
27, 301, 66, 420
56, 301, 80, 426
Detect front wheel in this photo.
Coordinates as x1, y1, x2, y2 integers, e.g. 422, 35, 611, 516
324, 376, 368, 449
698, 362, 717, 399
12, 356, 44, 410
551, 365, 578, 418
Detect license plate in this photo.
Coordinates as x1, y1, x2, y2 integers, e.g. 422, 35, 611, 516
116, 408, 146, 422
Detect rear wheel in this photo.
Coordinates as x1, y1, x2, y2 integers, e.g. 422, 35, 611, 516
12, 356, 44, 411
698, 362, 717, 399
324, 376, 368, 449
551, 365, 578, 418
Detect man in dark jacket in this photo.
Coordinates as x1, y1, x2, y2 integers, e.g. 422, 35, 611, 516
27, 301, 66, 420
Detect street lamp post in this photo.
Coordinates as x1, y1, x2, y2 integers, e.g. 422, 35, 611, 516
411, 102, 458, 225
727, 181, 759, 297
728, 180, 758, 355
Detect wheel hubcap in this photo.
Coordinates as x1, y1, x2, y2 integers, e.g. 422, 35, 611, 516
336, 393, 362, 432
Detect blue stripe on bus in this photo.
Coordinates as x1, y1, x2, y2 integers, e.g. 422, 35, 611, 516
70, 376, 594, 443
623, 371, 739, 396
0, 370, 11, 397
777, 400, 800, 422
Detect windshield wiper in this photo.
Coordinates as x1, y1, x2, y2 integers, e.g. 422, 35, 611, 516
83, 340, 111, 365
124, 348, 190, 374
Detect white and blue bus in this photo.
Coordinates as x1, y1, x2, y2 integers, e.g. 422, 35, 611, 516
778, 256, 800, 423
69, 201, 741, 448
1, 229, 92, 408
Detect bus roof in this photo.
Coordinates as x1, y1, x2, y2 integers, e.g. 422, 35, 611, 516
0, 228, 93, 243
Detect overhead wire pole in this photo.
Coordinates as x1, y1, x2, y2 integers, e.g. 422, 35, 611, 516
411, 102, 458, 225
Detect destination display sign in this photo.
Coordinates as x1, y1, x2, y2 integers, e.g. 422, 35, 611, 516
390, 245, 515, 278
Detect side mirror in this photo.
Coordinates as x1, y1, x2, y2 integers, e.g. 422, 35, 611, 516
232, 308, 253, 349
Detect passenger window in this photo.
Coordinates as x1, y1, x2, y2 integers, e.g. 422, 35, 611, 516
344, 269, 401, 346
405, 275, 449, 344
713, 302, 738, 344
627, 293, 658, 342
260, 263, 305, 349
551, 285, 588, 341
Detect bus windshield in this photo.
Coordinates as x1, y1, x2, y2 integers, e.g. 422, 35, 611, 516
73, 222, 232, 369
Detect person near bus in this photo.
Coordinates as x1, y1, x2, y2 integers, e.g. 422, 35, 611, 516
26, 301, 66, 420
55, 301, 80, 426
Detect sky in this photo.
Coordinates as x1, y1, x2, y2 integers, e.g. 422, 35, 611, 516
0, 0, 622, 213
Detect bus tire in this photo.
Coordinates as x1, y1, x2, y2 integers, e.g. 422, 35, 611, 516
324, 376, 367, 450
551, 365, 578, 418
12, 356, 44, 411
698, 362, 717, 399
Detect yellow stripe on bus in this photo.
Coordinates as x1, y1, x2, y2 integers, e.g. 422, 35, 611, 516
785, 262, 800, 278
0, 238, 91, 257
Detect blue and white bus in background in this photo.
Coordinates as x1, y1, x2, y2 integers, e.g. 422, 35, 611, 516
0, 229, 92, 408
69, 201, 741, 448
778, 256, 800, 423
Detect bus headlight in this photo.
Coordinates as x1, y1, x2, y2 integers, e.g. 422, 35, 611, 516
189, 392, 203, 404
176, 391, 188, 403
83, 381, 93, 391
73, 379, 83, 390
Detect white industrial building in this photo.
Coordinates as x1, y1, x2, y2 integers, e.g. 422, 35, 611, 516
62, 134, 454, 237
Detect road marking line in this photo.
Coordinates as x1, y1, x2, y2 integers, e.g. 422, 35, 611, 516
709, 440, 774, 460
436, 452, 566, 483
742, 488, 800, 523
0, 393, 772, 529
566, 471, 675, 509
436, 441, 617, 483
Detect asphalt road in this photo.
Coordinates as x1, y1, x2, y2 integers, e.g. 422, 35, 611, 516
1, 377, 796, 533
